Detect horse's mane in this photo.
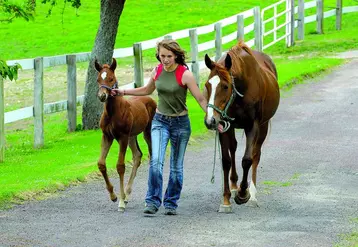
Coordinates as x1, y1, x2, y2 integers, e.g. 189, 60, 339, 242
227, 40, 256, 75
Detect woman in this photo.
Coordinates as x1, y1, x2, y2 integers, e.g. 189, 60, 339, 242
111, 39, 218, 215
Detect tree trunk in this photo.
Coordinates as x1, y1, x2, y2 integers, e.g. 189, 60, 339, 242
82, 0, 126, 130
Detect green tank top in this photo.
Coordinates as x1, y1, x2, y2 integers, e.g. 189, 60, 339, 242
155, 67, 188, 115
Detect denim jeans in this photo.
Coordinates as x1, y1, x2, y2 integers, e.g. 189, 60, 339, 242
145, 113, 191, 210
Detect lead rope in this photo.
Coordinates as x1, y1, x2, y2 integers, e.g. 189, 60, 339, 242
211, 130, 222, 183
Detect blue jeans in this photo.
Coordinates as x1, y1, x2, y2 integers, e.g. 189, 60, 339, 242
145, 113, 191, 210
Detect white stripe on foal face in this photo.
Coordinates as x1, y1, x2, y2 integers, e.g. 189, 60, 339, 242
206, 75, 220, 122
101, 72, 107, 80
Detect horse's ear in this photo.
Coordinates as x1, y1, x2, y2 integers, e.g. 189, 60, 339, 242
94, 59, 102, 72
205, 54, 214, 70
225, 54, 232, 71
110, 58, 117, 71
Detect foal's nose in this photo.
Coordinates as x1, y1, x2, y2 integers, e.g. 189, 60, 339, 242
98, 92, 108, 102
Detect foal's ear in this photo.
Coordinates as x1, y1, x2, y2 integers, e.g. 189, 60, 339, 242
224, 54, 232, 71
110, 58, 117, 71
205, 54, 214, 70
94, 59, 102, 72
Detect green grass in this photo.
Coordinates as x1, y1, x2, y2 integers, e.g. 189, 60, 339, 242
1, 0, 358, 60
334, 218, 358, 247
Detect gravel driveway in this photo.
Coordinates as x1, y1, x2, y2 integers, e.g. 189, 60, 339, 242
1, 59, 358, 247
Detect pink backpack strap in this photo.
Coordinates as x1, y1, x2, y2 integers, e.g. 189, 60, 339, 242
154, 64, 163, 81
175, 65, 187, 88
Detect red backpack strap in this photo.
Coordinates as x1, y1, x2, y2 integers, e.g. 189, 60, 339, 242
175, 65, 188, 88
154, 64, 163, 81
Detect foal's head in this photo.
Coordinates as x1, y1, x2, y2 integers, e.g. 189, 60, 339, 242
95, 58, 118, 102
204, 54, 236, 130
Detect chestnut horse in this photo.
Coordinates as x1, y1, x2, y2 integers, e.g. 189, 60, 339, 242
204, 41, 280, 213
95, 58, 157, 212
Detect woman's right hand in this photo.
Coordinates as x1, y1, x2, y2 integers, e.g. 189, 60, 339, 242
110, 89, 124, 96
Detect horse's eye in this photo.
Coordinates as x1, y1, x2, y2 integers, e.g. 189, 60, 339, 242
222, 85, 229, 90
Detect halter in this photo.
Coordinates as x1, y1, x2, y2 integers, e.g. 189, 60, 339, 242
100, 81, 119, 91
207, 74, 244, 122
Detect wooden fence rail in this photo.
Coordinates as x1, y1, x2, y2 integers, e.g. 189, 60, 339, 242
1, 0, 358, 161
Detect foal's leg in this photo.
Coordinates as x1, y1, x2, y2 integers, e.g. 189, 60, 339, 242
249, 122, 269, 206
98, 135, 116, 202
234, 121, 259, 205
143, 123, 152, 158
117, 137, 129, 212
125, 136, 143, 202
218, 132, 234, 213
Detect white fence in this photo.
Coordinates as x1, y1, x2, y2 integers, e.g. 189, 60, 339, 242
1, 0, 358, 161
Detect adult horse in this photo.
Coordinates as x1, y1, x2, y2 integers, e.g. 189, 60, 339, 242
95, 58, 157, 212
204, 41, 280, 213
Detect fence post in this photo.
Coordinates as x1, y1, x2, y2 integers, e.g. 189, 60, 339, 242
254, 6, 262, 51
316, 0, 324, 34
164, 35, 172, 40
0, 76, 4, 162
336, 0, 342, 30
34, 57, 44, 149
66, 55, 77, 132
298, 0, 305, 40
290, 0, 295, 46
237, 14, 245, 41
189, 29, 200, 87
214, 22, 222, 61
133, 43, 144, 88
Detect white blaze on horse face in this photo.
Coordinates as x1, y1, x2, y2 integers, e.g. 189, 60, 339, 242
206, 75, 220, 123
101, 72, 107, 80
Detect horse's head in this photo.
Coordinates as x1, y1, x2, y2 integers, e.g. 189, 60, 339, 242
95, 58, 118, 102
204, 54, 236, 130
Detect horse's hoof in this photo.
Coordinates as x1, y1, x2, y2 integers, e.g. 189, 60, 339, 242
234, 190, 251, 205
247, 197, 259, 207
218, 204, 232, 213
118, 207, 125, 213
111, 197, 118, 202
231, 189, 238, 199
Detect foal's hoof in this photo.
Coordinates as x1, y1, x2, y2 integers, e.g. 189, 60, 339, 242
218, 204, 232, 213
118, 207, 125, 213
234, 190, 251, 205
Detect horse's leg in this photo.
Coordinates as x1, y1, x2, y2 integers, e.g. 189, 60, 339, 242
218, 132, 234, 213
117, 137, 129, 212
249, 121, 269, 207
98, 135, 116, 202
228, 128, 239, 198
124, 136, 143, 203
234, 121, 259, 205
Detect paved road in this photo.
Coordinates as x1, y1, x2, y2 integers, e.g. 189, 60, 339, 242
1, 59, 358, 247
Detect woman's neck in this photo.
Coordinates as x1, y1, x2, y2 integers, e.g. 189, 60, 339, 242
163, 63, 178, 72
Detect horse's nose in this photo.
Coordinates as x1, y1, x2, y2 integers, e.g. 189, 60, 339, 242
204, 117, 217, 130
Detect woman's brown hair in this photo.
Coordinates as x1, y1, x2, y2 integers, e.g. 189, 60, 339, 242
156, 39, 188, 69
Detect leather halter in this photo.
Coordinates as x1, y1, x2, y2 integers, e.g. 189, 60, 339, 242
207, 74, 243, 121
100, 81, 119, 91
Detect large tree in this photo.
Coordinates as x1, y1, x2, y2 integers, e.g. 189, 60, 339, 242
82, 0, 126, 130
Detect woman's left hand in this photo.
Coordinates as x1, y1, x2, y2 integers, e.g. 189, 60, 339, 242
217, 123, 224, 133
